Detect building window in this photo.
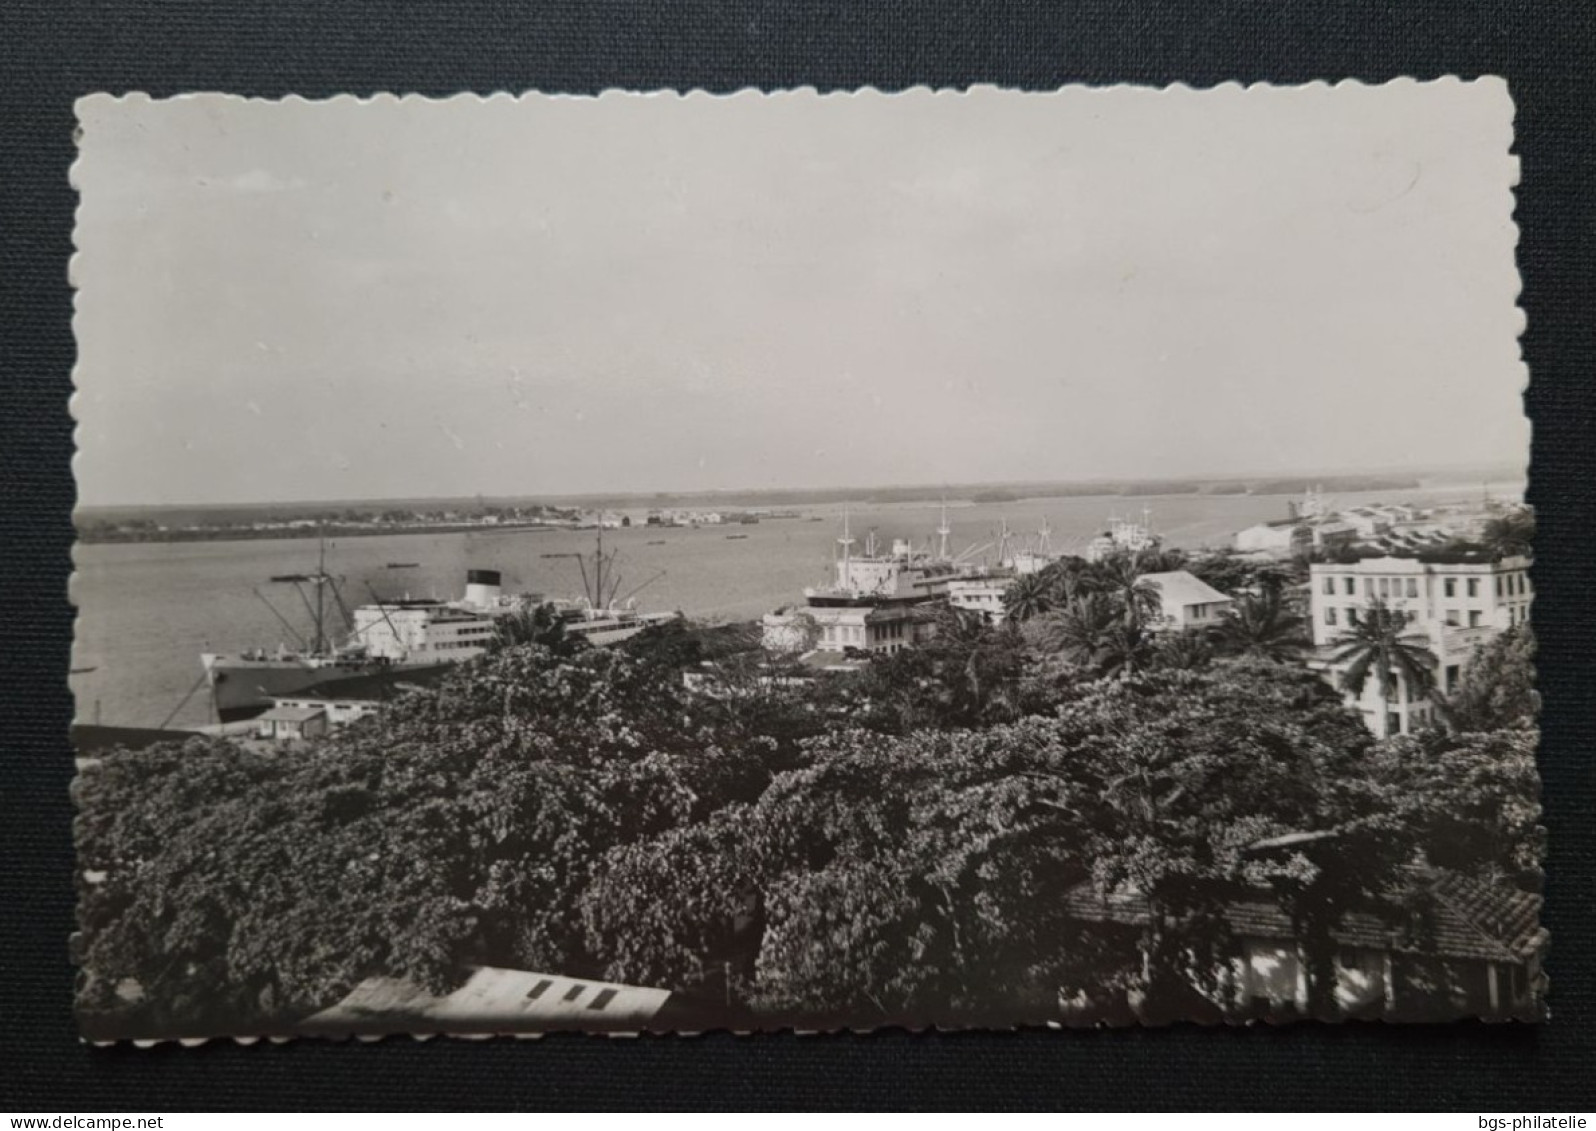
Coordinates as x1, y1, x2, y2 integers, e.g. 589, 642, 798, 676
1348, 607, 1359, 624
1378, 578, 1389, 598
1445, 664, 1460, 690
1323, 578, 1335, 595
1467, 579, 1480, 598
1495, 576, 1504, 598
1364, 578, 1375, 598
1469, 610, 1483, 627
1343, 578, 1355, 596
1444, 579, 1457, 598
1406, 578, 1418, 598
1445, 610, 1460, 626
1324, 607, 1337, 626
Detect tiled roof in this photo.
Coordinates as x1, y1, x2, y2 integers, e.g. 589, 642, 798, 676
1065, 871, 1544, 965
1429, 870, 1546, 961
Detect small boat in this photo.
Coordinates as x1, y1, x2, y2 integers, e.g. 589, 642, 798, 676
647, 539, 667, 545
386, 562, 420, 569
725, 534, 749, 540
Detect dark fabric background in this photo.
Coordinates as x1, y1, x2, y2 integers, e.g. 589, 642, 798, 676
2, 0, 1592, 1111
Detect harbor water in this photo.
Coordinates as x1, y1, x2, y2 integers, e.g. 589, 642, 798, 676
71, 483, 1519, 729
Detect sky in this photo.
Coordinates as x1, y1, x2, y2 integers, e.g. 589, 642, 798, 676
72, 81, 1527, 506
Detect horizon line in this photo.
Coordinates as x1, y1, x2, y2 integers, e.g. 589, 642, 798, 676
75, 460, 1527, 514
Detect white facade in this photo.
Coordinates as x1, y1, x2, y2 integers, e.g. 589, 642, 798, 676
1307, 554, 1532, 736
269, 693, 381, 730
1308, 555, 1533, 648
761, 603, 933, 655
255, 704, 328, 742
947, 575, 1013, 625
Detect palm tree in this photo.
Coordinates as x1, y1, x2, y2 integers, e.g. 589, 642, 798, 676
1080, 554, 1162, 627
1329, 599, 1436, 711
1034, 556, 1090, 607
1037, 593, 1150, 678
1150, 628, 1214, 671
1215, 589, 1311, 662
1133, 546, 1188, 575
1479, 507, 1535, 560
1002, 571, 1054, 623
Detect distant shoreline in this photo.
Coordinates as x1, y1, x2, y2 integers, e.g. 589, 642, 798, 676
63, 473, 1509, 546
73, 471, 1502, 524
75, 522, 572, 546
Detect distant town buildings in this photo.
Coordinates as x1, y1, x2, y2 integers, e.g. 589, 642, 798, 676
645, 509, 725, 527
1234, 489, 1501, 562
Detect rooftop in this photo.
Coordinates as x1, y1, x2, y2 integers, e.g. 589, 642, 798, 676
257, 704, 326, 724
300, 965, 674, 1035
1066, 870, 1542, 965
1140, 570, 1233, 608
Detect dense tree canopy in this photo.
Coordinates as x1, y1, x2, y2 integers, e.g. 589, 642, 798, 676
75, 578, 1541, 1037
1436, 624, 1538, 734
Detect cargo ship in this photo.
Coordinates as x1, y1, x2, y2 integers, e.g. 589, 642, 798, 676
201, 535, 676, 721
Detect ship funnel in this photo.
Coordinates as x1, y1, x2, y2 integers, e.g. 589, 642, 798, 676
464, 568, 503, 609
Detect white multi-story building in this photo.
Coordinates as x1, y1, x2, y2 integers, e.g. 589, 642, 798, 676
1307, 554, 1532, 737
947, 574, 1014, 625
762, 521, 951, 656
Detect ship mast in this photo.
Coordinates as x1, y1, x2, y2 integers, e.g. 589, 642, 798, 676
314, 530, 327, 654
838, 506, 856, 590
937, 498, 952, 562
265, 523, 344, 656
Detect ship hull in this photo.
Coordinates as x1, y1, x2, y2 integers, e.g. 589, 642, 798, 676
203, 656, 445, 722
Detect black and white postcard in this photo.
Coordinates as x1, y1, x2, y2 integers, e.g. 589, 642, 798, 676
69, 81, 1540, 1041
